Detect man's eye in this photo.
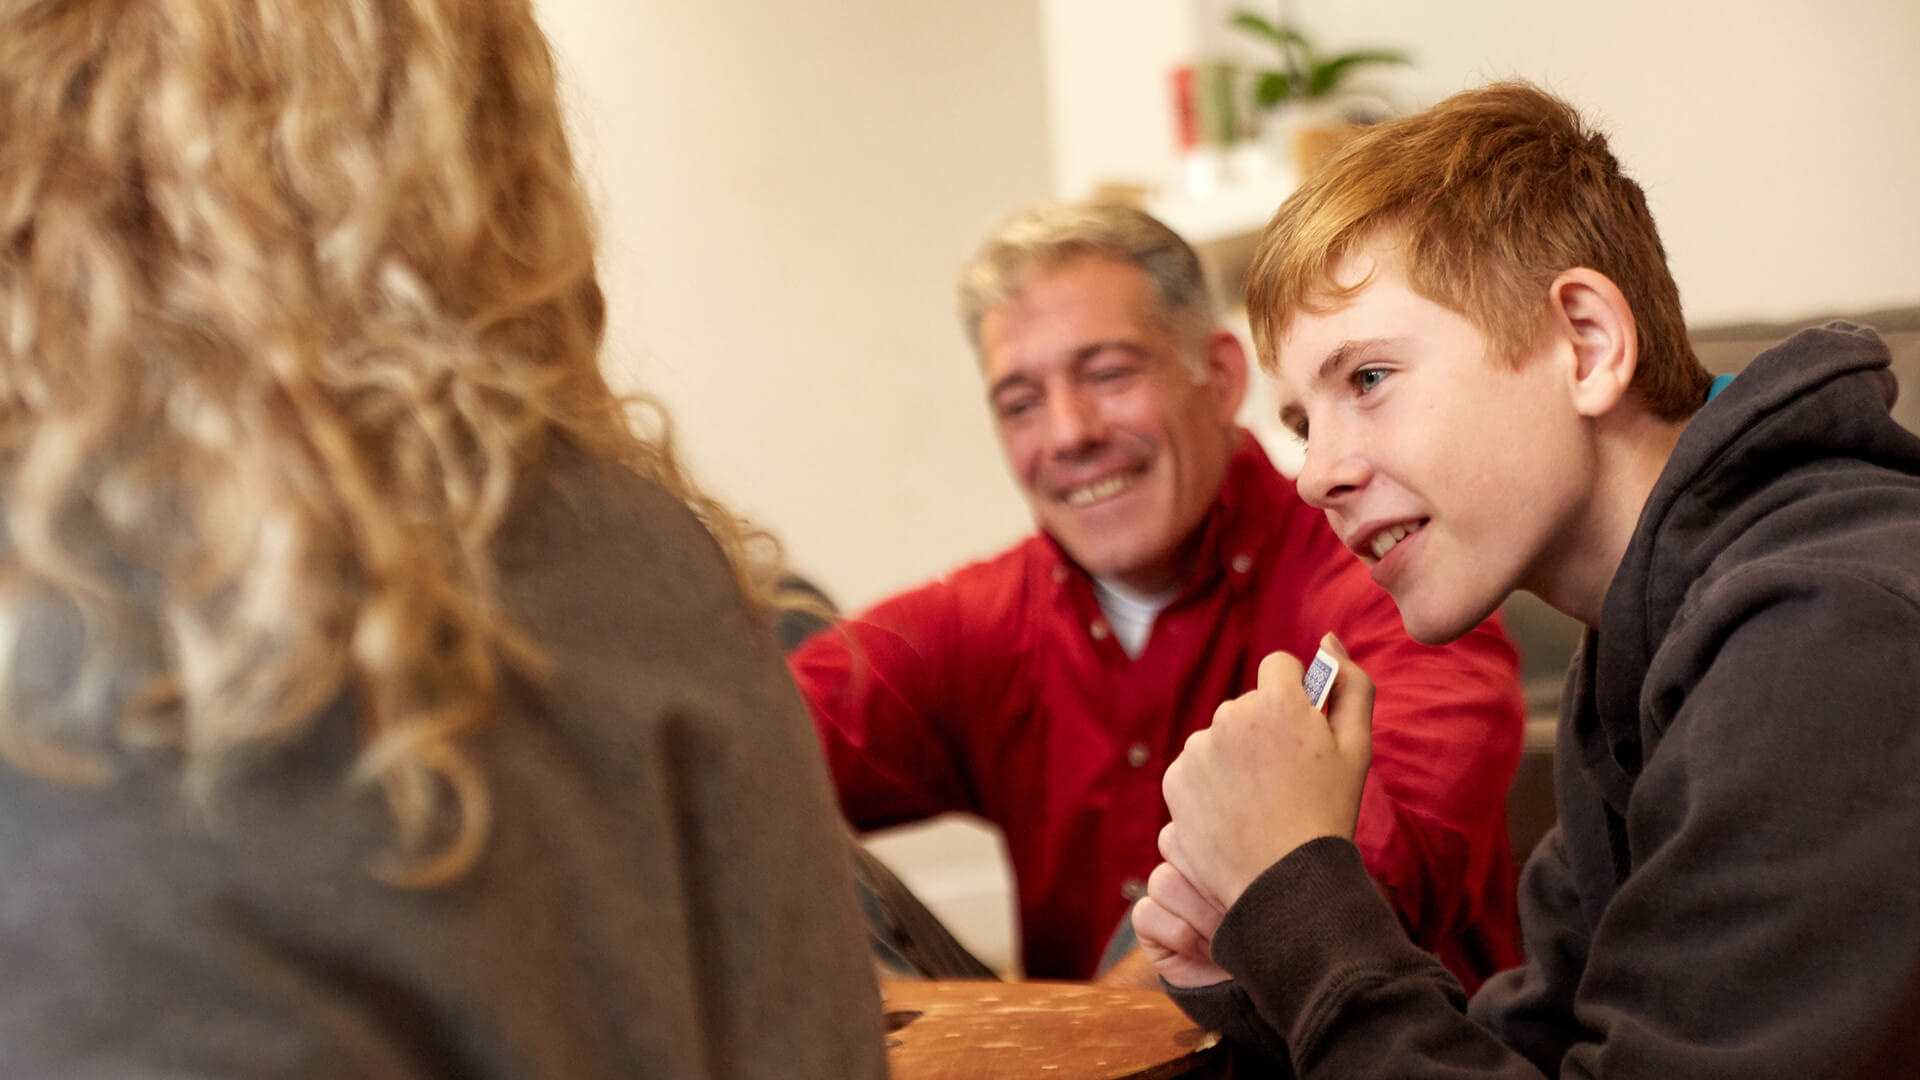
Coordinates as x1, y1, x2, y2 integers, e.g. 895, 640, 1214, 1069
997, 397, 1038, 420
1088, 365, 1134, 383
1353, 367, 1390, 394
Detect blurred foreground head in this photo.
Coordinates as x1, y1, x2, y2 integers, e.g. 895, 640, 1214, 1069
0, 0, 741, 882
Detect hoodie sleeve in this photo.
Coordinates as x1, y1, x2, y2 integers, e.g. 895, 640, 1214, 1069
1198, 565, 1920, 1078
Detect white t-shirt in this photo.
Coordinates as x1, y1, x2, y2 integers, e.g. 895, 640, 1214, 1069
1092, 577, 1180, 659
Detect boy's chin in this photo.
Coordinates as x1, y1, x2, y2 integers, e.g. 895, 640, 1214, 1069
1394, 593, 1504, 646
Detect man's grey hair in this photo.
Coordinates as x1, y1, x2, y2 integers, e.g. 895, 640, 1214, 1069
956, 202, 1216, 355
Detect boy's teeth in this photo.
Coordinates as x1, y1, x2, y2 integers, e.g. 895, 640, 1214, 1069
1369, 521, 1422, 560
1067, 474, 1133, 506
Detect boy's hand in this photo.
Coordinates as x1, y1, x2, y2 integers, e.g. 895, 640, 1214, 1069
1159, 634, 1375, 912
1132, 861, 1229, 988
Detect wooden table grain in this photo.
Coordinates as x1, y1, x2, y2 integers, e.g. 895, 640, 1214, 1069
881, 979, 1225, 1079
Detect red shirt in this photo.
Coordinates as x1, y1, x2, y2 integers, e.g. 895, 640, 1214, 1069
792, 434, 1525, 985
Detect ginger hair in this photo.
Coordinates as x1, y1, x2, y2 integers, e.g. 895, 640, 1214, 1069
1247, 81, 1709, 419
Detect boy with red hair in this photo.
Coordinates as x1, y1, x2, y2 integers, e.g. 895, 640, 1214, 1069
1141, 82, 1920, 1078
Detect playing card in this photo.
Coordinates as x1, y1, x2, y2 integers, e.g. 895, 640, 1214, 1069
1303, 648, 1340, 712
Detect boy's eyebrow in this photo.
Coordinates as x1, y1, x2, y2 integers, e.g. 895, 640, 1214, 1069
1314, 336, 1409, 385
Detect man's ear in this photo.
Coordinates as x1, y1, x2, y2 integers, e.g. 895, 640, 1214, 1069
1550, 268, 1638, 419
1202, 330, 1250, 422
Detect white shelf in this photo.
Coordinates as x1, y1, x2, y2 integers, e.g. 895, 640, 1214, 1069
1144, 162, 1299, 246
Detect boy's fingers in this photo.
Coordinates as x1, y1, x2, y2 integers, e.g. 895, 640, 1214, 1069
1254, 650, 1305, 692
1149, 860, 1225, 940
1158, 821, 1227, 913
1324, 643, 1376, 761
1132, 896, 1203, 959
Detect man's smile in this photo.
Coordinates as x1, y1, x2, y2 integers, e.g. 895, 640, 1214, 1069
1059, 465, 1147, 508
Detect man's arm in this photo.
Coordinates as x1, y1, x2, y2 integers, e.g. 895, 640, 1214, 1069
787, 585, 977, 828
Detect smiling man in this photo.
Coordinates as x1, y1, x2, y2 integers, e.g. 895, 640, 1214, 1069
1139, 83, 1920, 1077
789, 202, 1527, 984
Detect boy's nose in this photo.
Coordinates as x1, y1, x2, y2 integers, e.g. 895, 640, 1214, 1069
1296, 428, 1371, 510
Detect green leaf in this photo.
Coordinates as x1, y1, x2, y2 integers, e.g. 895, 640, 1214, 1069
1254, 70, 1296, 109
1229, 9, 1309, 50
1306, 49, 1413, 96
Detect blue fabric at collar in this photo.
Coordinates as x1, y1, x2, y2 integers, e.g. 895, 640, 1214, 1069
1707, 373, 1736, 401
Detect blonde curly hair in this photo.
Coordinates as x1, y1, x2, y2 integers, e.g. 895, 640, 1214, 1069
0, 0, 771, 884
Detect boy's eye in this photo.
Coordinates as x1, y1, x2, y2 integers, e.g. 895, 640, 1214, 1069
1353, 367, 1390, 394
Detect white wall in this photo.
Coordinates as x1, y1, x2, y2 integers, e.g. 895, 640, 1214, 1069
538, 1, 1053, 611
1039, 0, 1282, 198
1045, 0, 1920, 324
1040, 0, 1198, 197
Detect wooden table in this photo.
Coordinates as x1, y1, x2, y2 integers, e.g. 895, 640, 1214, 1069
881, 979, 1225, 1079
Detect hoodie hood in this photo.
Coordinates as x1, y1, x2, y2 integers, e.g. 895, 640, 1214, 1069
1586, 322, 1920, 802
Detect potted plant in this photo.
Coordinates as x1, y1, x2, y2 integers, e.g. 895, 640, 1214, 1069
1228, 8, 1411, 175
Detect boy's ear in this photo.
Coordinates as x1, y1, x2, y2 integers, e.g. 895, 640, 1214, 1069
1203, 330, 1250, 422
1549, 268, 1638, 419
